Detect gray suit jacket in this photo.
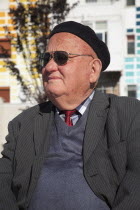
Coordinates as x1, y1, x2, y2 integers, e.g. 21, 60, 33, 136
0, 91, 140, 210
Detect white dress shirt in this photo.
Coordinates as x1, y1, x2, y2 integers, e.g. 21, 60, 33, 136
57, 91, 95, 125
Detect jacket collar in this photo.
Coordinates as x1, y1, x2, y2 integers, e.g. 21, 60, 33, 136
34, 101, 55, 156
83, 90, 110, 163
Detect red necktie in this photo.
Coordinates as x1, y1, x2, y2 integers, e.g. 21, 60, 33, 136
63, 110, 76, 126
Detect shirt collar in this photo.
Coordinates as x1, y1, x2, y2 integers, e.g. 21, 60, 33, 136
77, 90, 94, 115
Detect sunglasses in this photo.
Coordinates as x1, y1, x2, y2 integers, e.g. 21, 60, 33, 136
39, 51, 94, 67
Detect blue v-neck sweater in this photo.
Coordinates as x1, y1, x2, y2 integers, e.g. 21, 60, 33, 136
29, 109, 110, 210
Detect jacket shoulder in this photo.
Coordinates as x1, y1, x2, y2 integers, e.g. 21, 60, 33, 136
11, 101, 53, 123
106, 94, 140, 126
108, 94, 140, 111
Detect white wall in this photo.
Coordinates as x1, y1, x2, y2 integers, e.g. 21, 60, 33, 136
108, 18, 124, 71
0, 103, 30, 156
1, 0, 9, 10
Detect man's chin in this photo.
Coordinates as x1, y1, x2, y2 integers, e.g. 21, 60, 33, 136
46, 90, 65, 100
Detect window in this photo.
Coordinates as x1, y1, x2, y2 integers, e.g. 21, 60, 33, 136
81, 21, 93, 29
97, 86, 115, 94
0, 39, 11, 58
96, 21, 107, 30
127, 35, 135, 54
127, 85, 137, 98
0, 87, 10, 102
96, 32, 108, 44
95, 21, 108, 44
126, 0, 135, 6
97, 71, 120, 95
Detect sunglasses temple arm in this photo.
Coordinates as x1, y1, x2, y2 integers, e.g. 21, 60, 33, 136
39, 53, 46, 67
69, 53, 94, 58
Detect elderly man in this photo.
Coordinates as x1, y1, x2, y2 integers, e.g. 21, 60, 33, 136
0, 21, 140, 210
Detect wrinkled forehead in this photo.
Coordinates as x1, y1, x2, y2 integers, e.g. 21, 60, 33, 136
47, 32, 95, 54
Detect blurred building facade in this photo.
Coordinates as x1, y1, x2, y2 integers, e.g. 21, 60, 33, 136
0, 0, 11, 103
0, 0, 22, 103
0, 0, 37, 104
67, 0, 140, 99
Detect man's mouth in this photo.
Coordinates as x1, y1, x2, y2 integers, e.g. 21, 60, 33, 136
48, 76, 61, 80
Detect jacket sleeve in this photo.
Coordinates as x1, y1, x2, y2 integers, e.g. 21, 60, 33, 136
112, 109, 140, 210
0, 121, 19, 210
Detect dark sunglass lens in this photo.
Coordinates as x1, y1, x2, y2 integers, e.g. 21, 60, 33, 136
54, 51, 68, 65
43, 53, 51, 66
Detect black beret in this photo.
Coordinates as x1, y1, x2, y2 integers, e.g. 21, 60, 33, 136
49, 21, 110, 71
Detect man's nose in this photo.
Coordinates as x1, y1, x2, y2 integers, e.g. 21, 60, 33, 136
44, 57, 58, 72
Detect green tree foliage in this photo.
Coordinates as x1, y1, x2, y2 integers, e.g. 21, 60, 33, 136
5, 0, 78, 103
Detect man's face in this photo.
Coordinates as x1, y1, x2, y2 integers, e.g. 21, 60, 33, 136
42, 32, 98, 107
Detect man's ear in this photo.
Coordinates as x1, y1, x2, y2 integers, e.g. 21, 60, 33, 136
89, 59, 102, 84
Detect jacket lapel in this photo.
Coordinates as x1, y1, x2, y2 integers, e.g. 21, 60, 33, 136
33, 102, 54, 156
83, 91, 109, 163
